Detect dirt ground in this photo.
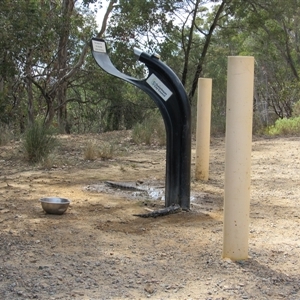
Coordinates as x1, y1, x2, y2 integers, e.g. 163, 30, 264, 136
0, 131, 300, 300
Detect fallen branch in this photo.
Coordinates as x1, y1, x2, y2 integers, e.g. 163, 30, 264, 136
133, 204, 182, 218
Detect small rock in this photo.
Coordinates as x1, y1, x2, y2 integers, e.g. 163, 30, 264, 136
144, 283, 155, 294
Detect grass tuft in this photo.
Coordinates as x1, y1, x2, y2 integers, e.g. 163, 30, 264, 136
23, 121, 58, 163
84, 140, 117, 161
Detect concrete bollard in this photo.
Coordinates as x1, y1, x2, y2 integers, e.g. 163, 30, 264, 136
222, 56, 254, 260
195, 78, 212, 181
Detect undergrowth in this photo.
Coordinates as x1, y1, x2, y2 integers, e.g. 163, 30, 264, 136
23, 121, 58, 163
0, 125, 12, 146
132, 113, 166, 146
267, 116, 300, 136
84, 140, 118, 160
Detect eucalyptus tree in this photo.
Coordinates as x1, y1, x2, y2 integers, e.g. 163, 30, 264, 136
0, 0, 42, 128
25, 0, 116, 131
177, 0, 230, 103
94, 0, 175, 130
251, 0, 300, 120
105, 0, 300, 131
100, 0, 233, 132
178, 0, 300, 130
225, 0, 300, 122
0, 0, 116, 133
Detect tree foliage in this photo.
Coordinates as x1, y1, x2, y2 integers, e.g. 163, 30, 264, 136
1, 0, 300, 135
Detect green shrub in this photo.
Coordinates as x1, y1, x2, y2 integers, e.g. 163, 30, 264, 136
0, 125, 11, 146
268, 117, 300, 136
23, 121, 58, 163
132, 113, 166, 146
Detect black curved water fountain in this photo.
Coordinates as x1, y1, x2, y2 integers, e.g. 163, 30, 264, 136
91, 38, 191, 209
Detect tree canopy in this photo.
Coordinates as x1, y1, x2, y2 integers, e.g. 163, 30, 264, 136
1, 0, 300, 134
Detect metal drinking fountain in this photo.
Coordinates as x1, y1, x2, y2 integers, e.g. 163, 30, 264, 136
91, 38, 191, 209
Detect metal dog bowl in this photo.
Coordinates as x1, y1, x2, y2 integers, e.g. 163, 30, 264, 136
40, 197, 70, 215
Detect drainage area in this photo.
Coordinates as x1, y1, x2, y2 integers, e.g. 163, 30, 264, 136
84, 180, 220, 213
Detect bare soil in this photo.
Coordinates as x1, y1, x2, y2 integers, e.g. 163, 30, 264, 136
0, 131, 299, 300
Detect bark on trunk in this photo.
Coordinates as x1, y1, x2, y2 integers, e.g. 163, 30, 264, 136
57, 0, 74, 133
25, 49, 35, 126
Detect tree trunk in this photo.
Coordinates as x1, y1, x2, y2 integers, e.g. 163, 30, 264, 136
0, 76, 3, 94
181, 0, 201, 87
25, 49, 35, 126
187, 0, 228, 104
57, 0, 74, 133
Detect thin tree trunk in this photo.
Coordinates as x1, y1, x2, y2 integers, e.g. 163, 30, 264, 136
181, 0, 201, 87
57, 0, 74, 132
188, 0, 228, 103
25, 49, 35, 126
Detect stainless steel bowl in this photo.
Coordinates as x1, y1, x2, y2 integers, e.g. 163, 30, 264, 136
40, 197, 70, 215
